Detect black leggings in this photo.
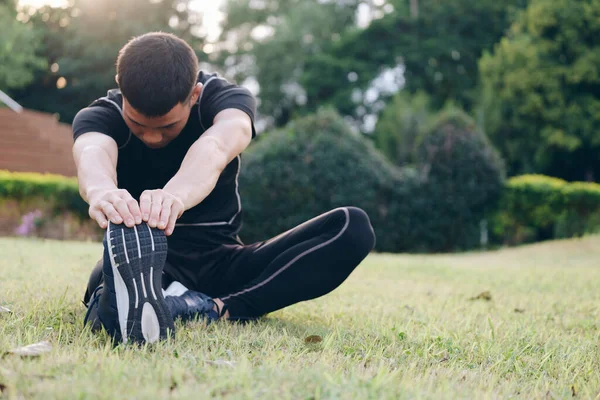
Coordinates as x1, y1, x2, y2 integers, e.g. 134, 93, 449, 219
86, 207, 376, 320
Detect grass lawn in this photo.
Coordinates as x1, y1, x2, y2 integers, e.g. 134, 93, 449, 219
1, 236, 600, 399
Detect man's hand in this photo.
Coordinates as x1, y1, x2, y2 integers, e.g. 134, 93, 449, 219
139, 189, 185, 235
88, 189, 142, 229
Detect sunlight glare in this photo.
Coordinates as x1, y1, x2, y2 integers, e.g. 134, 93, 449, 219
18, 0, 67, 8
17, 0, 225, 42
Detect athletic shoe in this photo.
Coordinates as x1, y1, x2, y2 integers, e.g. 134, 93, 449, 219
164, 281, 224, 322
95, 222, 174, 344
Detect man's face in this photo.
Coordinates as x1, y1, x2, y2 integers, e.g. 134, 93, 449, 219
121, 84, 202, 149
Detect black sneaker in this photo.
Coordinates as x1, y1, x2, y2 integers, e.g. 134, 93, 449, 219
95, 222, 175, 344
164, 282, 225, 322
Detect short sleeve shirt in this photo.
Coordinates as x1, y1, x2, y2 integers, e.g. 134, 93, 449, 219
72, 71, 257, 245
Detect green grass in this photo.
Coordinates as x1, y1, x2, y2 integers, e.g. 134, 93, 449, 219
1, 236, 600, 399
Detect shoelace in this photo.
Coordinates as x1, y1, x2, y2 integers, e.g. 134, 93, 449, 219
168, 293, 228, 321
211, 299, 228, 319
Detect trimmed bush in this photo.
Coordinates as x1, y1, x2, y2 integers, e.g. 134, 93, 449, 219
492, 175, 600, 244
238, 108, 412, 252
0, 170, 95, 240
0, 170, 86, 215
563, 182, 600, 214
239, 108, 505, 253
412, 108, 505, 251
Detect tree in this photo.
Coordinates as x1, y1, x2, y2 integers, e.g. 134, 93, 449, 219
218, 0, 365, 127
479, 0, 600, 181
0, 1, 45, 91
12, 0, 205, 122
301, 0, 528, 125
373, 90, 433, 166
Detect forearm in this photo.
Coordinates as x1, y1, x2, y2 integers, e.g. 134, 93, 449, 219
76, 146, 118, 203
163, 110, 252, 212
163, 135, 227, 211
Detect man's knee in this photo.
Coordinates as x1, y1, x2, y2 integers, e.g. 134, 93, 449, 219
340, 206, 376, 256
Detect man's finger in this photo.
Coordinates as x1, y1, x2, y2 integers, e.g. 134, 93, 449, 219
158, 198, 173, 230
140, 191, 152, 221
148, 195, 162, 228
112, 198, 135, 227
99, 201, 123, 224
125, 197, 142, 224
165, 203, 180, 236
90, 208, 108, 229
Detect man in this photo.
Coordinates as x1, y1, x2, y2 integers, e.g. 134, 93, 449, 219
74, 32, 375, 344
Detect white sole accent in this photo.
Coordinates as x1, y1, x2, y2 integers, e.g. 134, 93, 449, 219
141, 302, 160, 343
133, 225, 141, 258
121, 230, 130, 264
147, 224, 155, 251
150, 267, 158, 301
133, 278, 139, 309
106, 222, 130, 344
140, 272, 148, 298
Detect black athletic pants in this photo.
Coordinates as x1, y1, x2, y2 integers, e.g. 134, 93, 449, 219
86, 207, 376, 320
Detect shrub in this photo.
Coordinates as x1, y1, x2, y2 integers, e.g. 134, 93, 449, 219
412, 108, 506, 251
238, 108, 412, 252
563, 182, 600, 214
492, 175, 600, 244
0, 170, 86, 215
373, 91, 433, 166
239, 108, 505, 253
0, 170, 96, 240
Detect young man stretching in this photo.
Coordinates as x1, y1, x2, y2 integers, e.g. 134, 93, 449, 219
73, 32, 376, 344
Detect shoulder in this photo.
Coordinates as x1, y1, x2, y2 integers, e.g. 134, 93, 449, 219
197, 71, 253, 99
74, 89, 124, 121
196, 71, 257, 135
72, 89, 130, 146
197, 70, 226, 86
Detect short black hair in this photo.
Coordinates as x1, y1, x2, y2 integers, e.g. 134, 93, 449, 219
116, 32, 199, 117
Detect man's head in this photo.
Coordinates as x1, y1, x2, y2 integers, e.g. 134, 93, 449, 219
116, 32, 202, 148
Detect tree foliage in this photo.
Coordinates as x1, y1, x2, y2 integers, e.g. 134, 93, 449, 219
11, 0, 205, 122
300, 0, 528, 124
373, 90, 433, 166
479, 0, 600, 181
218, 0, 364, 127
0, 1, 46, 91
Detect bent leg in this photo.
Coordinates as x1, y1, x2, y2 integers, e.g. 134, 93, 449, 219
219, 207, 376, 320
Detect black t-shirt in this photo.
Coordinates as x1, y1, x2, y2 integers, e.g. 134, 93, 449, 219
72, 71, 257, 246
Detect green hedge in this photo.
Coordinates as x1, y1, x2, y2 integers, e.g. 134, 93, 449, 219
0, 170, 87, 217
3, 162, 598, 249
492, 174, 600, 244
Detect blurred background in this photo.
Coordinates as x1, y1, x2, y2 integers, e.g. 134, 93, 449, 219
1, 0, 599, 252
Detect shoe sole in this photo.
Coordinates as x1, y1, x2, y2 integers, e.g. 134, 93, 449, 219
106, 222, 174, 344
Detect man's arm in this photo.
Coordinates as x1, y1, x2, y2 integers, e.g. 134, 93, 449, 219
73, 132, 141, 228
140, 109, 253, 235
